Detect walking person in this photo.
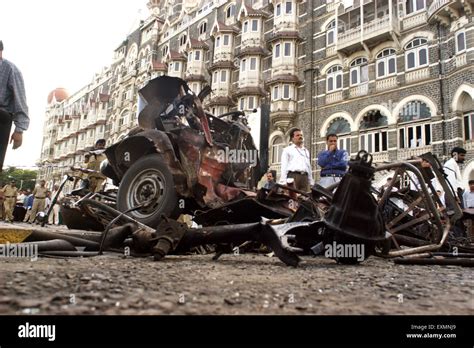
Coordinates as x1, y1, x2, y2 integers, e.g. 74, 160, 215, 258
1, 179, 18, 222
317, 134, 349, 188
28, 180, 48, 223
0, 40, 30, 171
279, 128, 314, 192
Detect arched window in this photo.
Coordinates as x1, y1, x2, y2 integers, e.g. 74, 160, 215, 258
398, 101, 432, 148
226, 4, 236, 18
327, 117, 352, 153
456, 31, 466, 53
350, 58, 368, 86
199, 22, 207, 35
327, 65, 343, 92
271, 136, 285, 164
326, 20, 336, 46
359, 110, 388, 153
376, 49, 396, 78
405, 38, 428, 70
179, 34, 187, 47
162, 45, 169, 57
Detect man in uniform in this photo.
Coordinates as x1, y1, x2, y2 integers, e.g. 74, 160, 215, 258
28, 180, 48, 223
86, 139, 107, 193
48, 184, 63, 225
1, 179, 18, 222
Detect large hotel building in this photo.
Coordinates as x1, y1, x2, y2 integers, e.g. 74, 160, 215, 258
38, 0, 474, 189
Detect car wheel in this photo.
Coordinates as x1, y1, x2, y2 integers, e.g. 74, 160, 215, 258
117, 154, 179, 227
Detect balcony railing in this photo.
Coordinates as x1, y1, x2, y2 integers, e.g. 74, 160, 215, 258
397, 146, 432, 160
325, 91, 343, 104
337, 16, 398, 51
402, 11, 428, 30
349, 83, 368, 98
405, 67, 430, 83
456, 53, 467, 68
371, 152, 389, 163
428, 0, 452, 18
376, 76, 397, 91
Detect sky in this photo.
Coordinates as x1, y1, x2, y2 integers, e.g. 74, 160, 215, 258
1, 0, 148, 169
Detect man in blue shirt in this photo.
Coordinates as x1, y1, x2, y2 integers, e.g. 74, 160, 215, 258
317, 133, 349, 188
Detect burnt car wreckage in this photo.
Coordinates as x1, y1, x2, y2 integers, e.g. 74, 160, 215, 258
8, 76, 473, 267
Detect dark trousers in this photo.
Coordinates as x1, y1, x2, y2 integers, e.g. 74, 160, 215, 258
288, 172, 310, 192
0, 109, 12, 172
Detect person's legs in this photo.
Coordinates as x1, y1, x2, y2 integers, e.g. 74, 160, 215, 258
28, 200, 40, 222
4, 198, 14, 222
0, 110, 12, 172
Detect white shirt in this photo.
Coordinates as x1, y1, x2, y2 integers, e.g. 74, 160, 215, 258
443, 157, 463, 191
279, 144, 314, 185
463, 191, 474, 208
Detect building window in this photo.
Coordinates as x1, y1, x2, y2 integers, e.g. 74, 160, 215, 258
456, 31, 466, 53
220, 70, 227, 82
359, 110, 388, 153
405, 38, 428, 70
464, 112, 474, 141
271, 136, 285, 164
251, 19, 258, 31
174, 62, 180, 71
195, 50, 201, 61
248, 96, 255, 109
240, 98, 245, 110
243, 21, 249, 33
223, 35, 230, 46
406, 0, 425, 14
285, 1, 293, 14
326, 117, 352, 153
276, 4, 281, 16
283, 84, 290, 99
241, 59, 246, 72
398, 101, 431, 148
162, 45, 169, 57
199, 22, 207, 35
226, 4, 235, 18
179, 34, 187, 47
188, 53, 192, 62
327, 65, 343, 92
350, 57, 368, 86
216, 36, 221, 48
213, 71, 218, 83
326, 20, 336, 47
376, 49, 397, 78
273, 86, 279, 100
274, 43, 281, 58
250, 57, 257, 70
284, 42, 292, 57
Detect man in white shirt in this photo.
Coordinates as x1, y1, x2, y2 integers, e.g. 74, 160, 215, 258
443, 146, 466, 206
48, 184, 64, 225
279, 128, 314, 192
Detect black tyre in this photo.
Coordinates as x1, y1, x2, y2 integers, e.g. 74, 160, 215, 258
117, 154, 179, 227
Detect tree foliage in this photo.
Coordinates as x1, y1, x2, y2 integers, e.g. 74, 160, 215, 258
0, 167, 38, 191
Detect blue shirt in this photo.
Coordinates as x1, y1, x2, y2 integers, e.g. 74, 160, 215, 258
0, 58, 29, 132
317, 149, 349, 176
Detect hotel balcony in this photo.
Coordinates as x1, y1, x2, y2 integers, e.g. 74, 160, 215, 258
336, 0, 399, 54
397, 146, 432, 160
428, 0, 469, 23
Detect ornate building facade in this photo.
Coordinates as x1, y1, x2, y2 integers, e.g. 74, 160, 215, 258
38, 0, 474, 190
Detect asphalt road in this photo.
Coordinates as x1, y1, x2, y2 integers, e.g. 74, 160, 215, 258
0, 244, 472, 315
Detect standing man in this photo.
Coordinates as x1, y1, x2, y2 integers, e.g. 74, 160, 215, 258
1, 179, 18, 222
317, 133, 349, 188
463, 180, 474, 209
0, 40, 29, 171
279, 128, 314, 192
48, 184, 63, 225
86, 139, 107, 193
443, 147, 466, 206
28, 180, 48, 223
263, 170, 277, 190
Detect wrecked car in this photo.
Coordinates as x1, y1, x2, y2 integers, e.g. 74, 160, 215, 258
100, 76, 262, 227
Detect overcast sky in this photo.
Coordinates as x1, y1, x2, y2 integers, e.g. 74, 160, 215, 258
1, 0, 148, 169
